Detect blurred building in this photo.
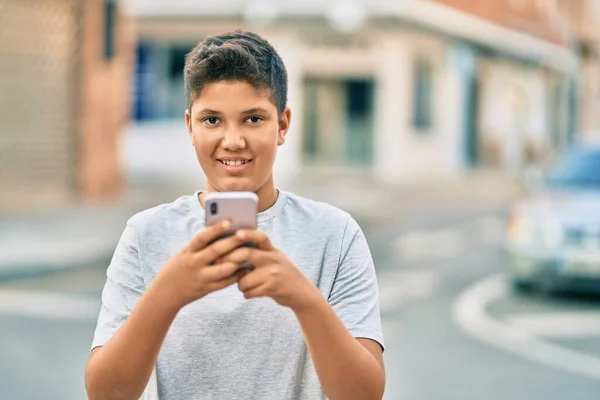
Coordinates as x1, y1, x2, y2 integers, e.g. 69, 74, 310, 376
557, 0, 600, 143
130, 0, 590, 183
431, 0, 578, 171
0, 0, 135, 211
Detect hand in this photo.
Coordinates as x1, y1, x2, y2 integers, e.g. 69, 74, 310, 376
155, 221, 249, 310
220, 230, 321, 312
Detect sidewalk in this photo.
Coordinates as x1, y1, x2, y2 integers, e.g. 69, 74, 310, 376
286, 168, 521, 232
0, 170, 521, 281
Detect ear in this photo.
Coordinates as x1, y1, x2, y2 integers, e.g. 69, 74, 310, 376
185, 109, 194, 146
277, 107, 292, 146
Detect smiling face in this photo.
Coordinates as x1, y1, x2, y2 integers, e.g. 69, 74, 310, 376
185, 80, 291, 204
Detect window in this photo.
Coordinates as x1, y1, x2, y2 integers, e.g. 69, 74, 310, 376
413, 59, 434, 131
169, 47, 191, 80
302, 78, 374, 165
104, 0, 116, 60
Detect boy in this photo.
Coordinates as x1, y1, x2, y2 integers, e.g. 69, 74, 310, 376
85, 30, 385, 400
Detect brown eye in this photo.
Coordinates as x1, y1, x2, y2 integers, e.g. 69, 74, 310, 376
245, 116, 263, 124
204, 117, 220, 126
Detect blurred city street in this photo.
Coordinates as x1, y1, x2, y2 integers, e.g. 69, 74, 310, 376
1, 125, 600, 398
1, 176, 600, 399
3, 0, 600, 399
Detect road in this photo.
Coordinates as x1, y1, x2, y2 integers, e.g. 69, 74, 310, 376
0, 212, 599, 399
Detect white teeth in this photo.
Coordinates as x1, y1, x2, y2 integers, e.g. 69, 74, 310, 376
220, 160, 249, 166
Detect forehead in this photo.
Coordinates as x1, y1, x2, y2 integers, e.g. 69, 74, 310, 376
193, 80, 275, 112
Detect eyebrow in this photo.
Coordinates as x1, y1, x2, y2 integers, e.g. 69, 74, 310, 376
195, 107, 270, 117
196, 108, 222, 116
241, 107, 270, 115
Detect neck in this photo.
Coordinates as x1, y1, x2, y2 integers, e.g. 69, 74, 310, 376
255, 184, 278, 212
200, 180, 279, 213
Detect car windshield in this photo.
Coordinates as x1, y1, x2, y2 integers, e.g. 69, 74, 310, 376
546, 148, 600, 188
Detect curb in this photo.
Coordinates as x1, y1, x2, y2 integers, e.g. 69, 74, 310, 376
364, 204, 511, 243
0, 202, 512, 283
0, 251, 114, 283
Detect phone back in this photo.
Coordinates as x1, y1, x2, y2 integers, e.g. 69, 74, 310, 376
204, 192, 258, 230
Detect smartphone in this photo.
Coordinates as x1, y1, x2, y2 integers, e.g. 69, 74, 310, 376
204, 191, 259, 273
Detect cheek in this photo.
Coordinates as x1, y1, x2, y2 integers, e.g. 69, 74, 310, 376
192, 133, 217, 159
253, 128, 280, 156
253, 141, 277, 164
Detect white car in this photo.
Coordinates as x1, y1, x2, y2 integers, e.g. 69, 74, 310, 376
506, 144, 600, 293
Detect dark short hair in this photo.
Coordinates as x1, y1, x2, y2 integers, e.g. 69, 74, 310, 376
184, 30, 288, 115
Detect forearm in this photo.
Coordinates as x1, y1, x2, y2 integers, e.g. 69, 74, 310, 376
293, 294, 385, 400
85, 281, 180, 400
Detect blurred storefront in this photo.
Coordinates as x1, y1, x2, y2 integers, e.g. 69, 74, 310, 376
130, 0, 583, 184
0, 0, 135, 211
435, 0, 600, 172
557, 0, 600, 144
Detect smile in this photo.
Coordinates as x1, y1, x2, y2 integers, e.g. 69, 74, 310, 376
218, 159, 252, 166
217, 158, 253, 173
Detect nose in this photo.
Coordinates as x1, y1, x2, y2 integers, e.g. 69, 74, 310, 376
221, 128, 246, 151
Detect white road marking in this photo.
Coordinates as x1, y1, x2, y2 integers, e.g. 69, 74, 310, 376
0, 268, 437, 320
393, 215, 507, 263
394, 231, 429, 261
0, 289, 100, 321
505, 312, 600, 339
378, 269, 439, 313
472, 216, 506, 246
395, 228, 465, 262
453, 274, 600, 381
431, 228, 466, 258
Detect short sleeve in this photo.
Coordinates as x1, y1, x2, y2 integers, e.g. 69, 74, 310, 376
328, 217, 385, 351
91, 220, 145, 351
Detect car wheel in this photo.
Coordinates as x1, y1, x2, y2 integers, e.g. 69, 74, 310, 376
512, 279, 536, 293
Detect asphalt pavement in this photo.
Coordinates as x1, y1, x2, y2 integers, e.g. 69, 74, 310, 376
1, 209, 599, 400
377, 213, 600, 399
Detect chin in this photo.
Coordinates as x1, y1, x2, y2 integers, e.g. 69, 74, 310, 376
214, 177, 257, 193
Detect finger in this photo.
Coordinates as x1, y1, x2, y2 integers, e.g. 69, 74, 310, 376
238, 269, 252, 279
201, 262, 242, 282
241, 282, 269, 299
195, 233, 247, 265
220, 247, 269, 267
235, 230, 273, 250
188, 220, 232, 251
207, 271, 241, 292
237, 268, 270, 292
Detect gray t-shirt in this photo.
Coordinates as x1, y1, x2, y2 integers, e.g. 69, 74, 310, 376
92, 190, 384, 400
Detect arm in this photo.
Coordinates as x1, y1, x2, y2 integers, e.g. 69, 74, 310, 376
304, 217, 386, 399
85, 282, 180, 400
85, 220, 246, 400
223, 221, 386, 400
294, 293, 385, 400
